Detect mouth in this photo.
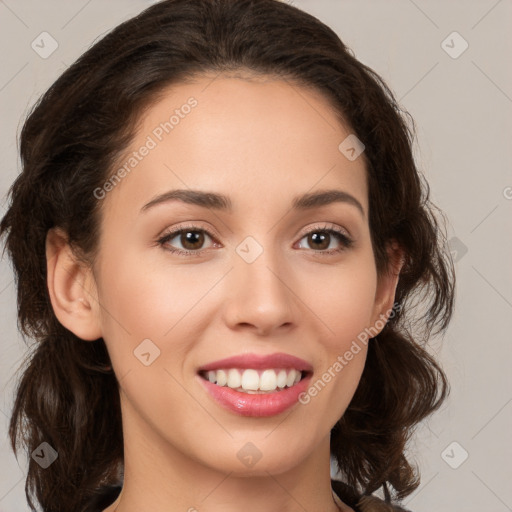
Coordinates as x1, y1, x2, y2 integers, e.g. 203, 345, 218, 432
196, 353, 314, 417
198, 368, 311, 394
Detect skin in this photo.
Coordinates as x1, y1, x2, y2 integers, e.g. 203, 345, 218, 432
46, 73, 401, 512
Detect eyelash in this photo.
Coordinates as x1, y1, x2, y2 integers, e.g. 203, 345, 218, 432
156, 222, 354, 257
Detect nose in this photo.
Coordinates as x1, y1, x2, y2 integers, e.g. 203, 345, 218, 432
222, 247, 297, 337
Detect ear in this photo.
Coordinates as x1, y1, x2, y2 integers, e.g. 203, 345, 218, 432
45, 227, 102, 341
369, 241, 404, 332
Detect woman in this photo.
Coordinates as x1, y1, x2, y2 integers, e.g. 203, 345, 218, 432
0, 0, 454, 511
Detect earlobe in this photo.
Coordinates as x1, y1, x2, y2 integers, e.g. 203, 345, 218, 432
45, 227, 102, 341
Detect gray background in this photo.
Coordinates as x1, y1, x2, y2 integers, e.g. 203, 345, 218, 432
1, 1, 511, 511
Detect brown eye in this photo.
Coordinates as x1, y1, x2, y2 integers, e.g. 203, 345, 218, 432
297, 227, 353, 254
306, 231, 330, 250
178, 230, 206, 250
158, 226, 215, 255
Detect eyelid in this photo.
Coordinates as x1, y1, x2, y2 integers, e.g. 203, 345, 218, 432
296, 221, 352, 240
157, 221, 220, 243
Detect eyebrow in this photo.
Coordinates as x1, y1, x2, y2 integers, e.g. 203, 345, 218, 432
140, 188, 365, 216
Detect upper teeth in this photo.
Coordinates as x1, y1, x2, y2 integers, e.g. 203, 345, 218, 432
204, 368, 302, 392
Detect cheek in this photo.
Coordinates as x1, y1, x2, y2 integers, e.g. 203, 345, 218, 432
300, 252, 377, 405
102, 270, 191, 329
94, 245, 222, 365
299, 263, 375, 424
302, 256, 378, 345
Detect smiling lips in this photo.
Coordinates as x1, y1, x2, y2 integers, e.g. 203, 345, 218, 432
197, 352, 313, 416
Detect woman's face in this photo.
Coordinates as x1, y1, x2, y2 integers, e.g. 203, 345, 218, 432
86, 74, 396, 476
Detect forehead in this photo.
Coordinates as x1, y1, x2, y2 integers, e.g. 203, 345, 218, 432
102, 74, 368, 219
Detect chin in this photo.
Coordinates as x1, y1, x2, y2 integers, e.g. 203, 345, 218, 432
202, 444, 307, 478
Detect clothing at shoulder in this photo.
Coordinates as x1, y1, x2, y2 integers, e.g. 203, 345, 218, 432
331, 479, 413, 512
83, 484, 122, 512
84, 481, 412, 512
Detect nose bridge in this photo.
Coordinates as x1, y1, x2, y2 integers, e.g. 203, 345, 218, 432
223, 234, 296, 333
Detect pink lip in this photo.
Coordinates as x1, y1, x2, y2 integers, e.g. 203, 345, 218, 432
197, 352, 313, 372
197, 372, 313, 417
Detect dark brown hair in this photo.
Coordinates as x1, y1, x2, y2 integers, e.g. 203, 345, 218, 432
0, 0, 455, 510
